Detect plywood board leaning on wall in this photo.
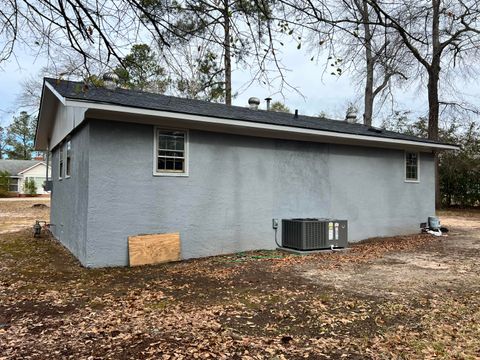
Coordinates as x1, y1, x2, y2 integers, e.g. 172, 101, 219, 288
128, 233, 181, 266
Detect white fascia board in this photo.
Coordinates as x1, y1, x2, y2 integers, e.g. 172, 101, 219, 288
44, 81, 66, 105
35, 81, 67, 150
18, 162, 47, 175
65, 99, 460, 151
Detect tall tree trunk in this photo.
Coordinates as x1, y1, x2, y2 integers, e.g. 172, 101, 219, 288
429, 0, 441, 208
428, 69, 441, 209
360, 0, 374, 126
223, 0, 232, 106
427, 67, 440, 141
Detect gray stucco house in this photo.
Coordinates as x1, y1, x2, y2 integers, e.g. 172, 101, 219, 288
35, 78, 457, 268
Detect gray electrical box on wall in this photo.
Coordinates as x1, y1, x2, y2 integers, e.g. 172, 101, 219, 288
281, 218, 348, 250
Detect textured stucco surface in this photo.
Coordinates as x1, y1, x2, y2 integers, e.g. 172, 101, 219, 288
50, 124, 90, 264
73, 120, 435, 267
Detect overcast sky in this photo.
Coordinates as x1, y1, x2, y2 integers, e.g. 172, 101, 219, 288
0, 40, 468, 128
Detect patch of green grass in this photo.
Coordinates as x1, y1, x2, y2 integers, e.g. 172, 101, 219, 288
316, 293, 331, 303
146, 299, 170, 311
431, 341, 447, 356
216, 250, 290, 263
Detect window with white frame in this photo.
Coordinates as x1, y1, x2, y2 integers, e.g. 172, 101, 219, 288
155, 128, 187, 174
66, 140, 72, 177
59, 145, 64, 179
405, 152, 419, 181
8, 178, 18, 192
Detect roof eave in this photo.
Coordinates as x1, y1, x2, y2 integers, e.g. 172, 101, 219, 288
64, 98, 459, 151
35, 80, 66, 151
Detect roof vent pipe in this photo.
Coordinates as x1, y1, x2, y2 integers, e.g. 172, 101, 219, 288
345, 105, 358, 124
294, 109, 299, 118
248, 97, 261, 110
265, 97, 272, 111
103, 72, 119, 90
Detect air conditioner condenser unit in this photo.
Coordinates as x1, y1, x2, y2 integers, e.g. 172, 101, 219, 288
281, 218, 348, 251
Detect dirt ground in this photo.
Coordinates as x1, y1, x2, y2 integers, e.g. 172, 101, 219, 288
0, 200, 479, 359
0, 198, 50, 234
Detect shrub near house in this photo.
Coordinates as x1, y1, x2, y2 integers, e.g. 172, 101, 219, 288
23, 178, 37, 196
0, 171, 10, 197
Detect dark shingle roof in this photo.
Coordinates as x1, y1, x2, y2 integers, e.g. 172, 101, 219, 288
0, 160, 42, 176
45, 78, 450, 146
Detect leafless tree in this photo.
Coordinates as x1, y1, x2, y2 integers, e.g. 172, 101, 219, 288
1, 0, 294, 105
357, 0, 480, 141
266, 0, 480, 207
272, 0, 411, 126
363, 0, 480, 207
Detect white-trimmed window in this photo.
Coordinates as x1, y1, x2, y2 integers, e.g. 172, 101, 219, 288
59, 145, 64, 180
154, 128, 188, 176
66, 140, 72, 178
405, 152, 419, 182
8, 178, 18, 192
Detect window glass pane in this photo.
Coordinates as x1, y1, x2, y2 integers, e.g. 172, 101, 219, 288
159, 136, 167, 149
405, 152, 418, 180
66, 158, 71, 176
158, 158, 166, 170
176, 137, 184, 150
9, 178, 18, 192
166, 159, 174, 170
166, 137, 176, 150
59, 146, 64, 178
174, 160, 184, 171
156, 129, 186, 173
66, 140, 72, 177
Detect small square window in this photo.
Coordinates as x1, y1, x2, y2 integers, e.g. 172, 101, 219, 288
154, 128, 188, 176
405, 152, 419, 181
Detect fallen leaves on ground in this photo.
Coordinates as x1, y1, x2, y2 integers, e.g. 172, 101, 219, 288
1, 209, 480, 359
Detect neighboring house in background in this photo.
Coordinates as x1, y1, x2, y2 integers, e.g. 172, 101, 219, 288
0, 160, 51, 195
35, 78, 458, 268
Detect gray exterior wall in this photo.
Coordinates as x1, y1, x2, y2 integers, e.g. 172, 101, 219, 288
50, 123, 90, 264
52, 119, 435, 267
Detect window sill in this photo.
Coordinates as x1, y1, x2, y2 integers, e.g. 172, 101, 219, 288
153, 171, 189, 177
404, 179, 419, 183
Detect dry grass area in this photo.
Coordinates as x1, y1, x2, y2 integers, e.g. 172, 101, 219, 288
0, 198, 50, 234
0, 201, 480, 359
